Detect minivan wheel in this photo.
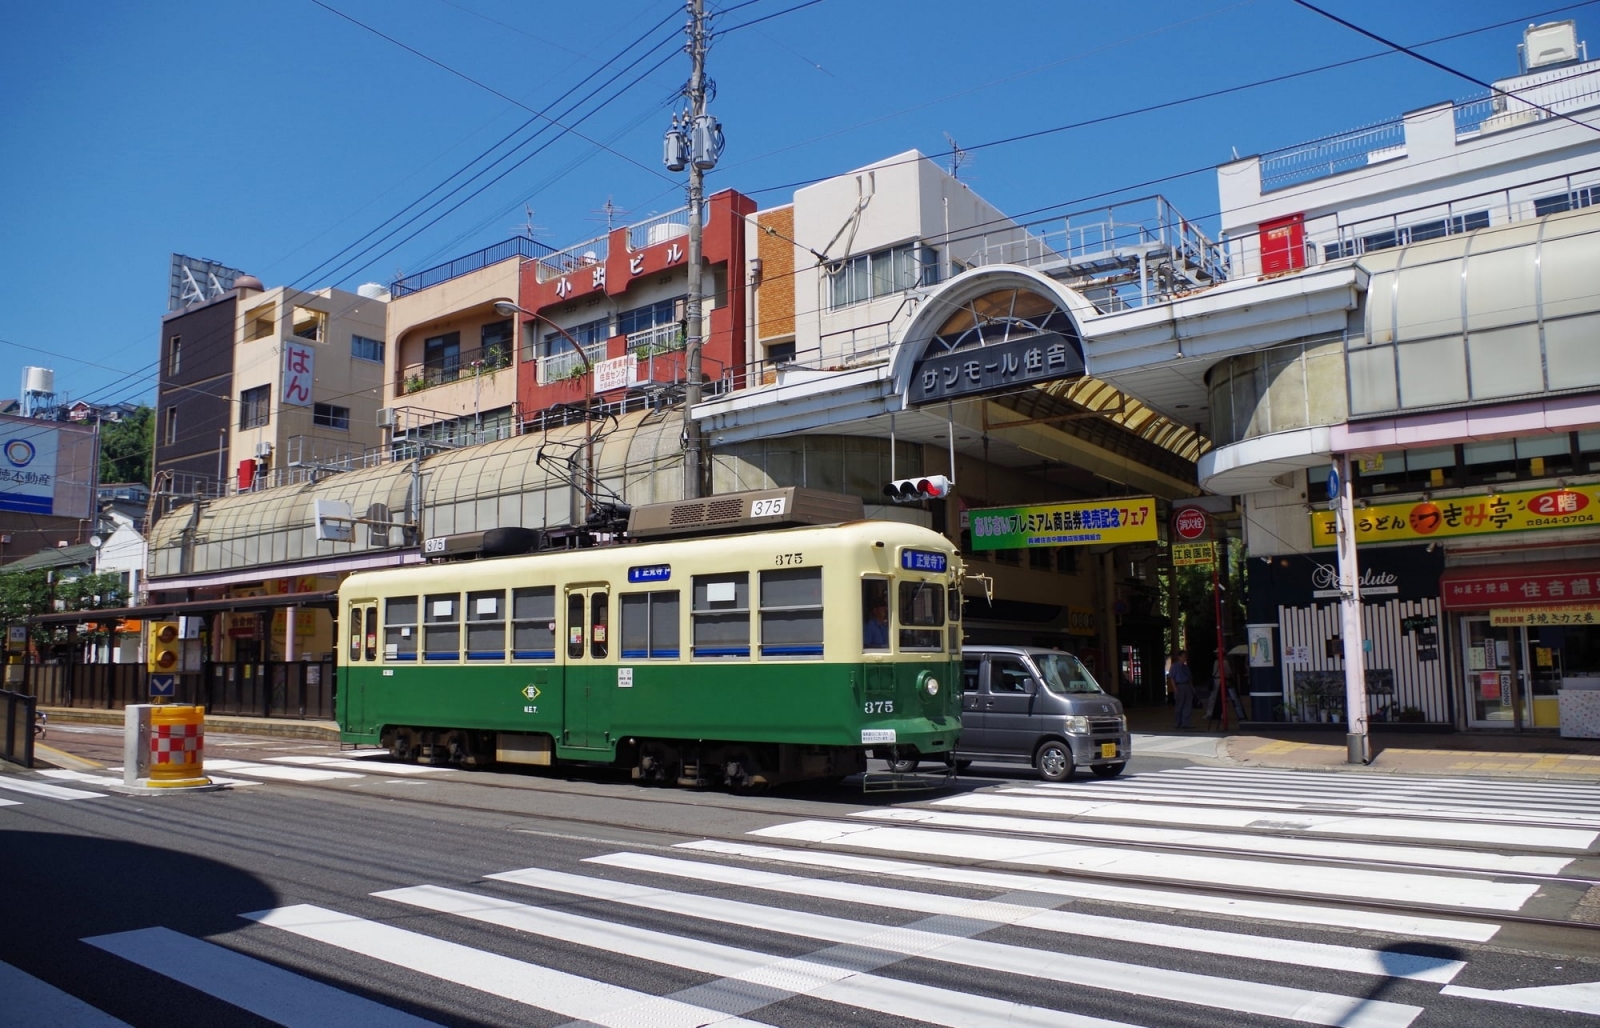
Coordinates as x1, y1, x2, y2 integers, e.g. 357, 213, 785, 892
1035, 741, 1073, 782
1089, 762, 1125, 779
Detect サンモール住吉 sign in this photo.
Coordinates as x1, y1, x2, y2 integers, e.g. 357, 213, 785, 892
968, 497, 1157, 550
1311, 484, 1600, 547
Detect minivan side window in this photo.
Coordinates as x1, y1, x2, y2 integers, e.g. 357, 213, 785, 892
962, 659, 981, 692
991, 659, 1033, 694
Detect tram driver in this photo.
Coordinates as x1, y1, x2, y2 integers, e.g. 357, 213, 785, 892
863, 580, 890, 650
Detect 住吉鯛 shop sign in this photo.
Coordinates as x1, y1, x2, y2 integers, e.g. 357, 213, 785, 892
968, 497, 1157, 549
1441, 562, 1600, 610
1311, 484, 1600, 547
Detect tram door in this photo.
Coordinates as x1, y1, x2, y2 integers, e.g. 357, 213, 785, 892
563, 584, 611, 750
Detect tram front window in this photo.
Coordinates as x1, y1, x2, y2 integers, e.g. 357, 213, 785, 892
898, 580, 944, 651
862, 579, 890, 650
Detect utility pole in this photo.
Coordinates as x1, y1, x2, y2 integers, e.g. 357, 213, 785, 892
1331, 453, 1372, 764
665, 0, 721, 499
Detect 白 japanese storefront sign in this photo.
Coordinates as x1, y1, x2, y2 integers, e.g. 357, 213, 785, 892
1490, 606, 1600, 626
968, 497, 1157, 549
1444, 565, 1600, 610
1310, 484, 1600, 547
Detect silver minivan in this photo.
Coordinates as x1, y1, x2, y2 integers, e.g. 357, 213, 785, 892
953, 645, 1130, 780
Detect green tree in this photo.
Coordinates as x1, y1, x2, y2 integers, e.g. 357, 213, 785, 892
55, 570, 125, 611
0, 569, 52, 644
99, 406, 153, 486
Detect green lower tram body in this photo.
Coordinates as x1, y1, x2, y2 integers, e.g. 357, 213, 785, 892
337, 658, 962, 786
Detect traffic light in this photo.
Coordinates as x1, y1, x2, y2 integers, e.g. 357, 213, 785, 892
147, 621, 180, 673
883, 476, 953, 504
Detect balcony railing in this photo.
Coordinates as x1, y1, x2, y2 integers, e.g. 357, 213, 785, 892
390, 236, 554, 298
537, 342, 609, 386
534, 234, 610, 283
400, 342, 513, 394
627, 322, 684, 357
627, 208, 691, 250
1259, 117, 1407, 193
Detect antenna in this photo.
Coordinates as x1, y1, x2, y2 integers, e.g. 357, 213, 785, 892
943, 133, 969, 179
588, 196, 631, 233
515, 204, 547, 239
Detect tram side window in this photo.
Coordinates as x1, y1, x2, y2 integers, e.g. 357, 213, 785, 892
621, 591, 681, 659
591, 592, 609, 659
567, 593, 585, 658
348, 607, 362, 663
512, 587, 556, 659
760, 567, 823, 657
898, 580, 944, 651
364, 605, 377, 662
385, 597, 418, 661
692, 572, 750, 658
862, 578, 890, 651
947, 585, 962, 655
466, 590, 505, 660
424, 593, 460, 661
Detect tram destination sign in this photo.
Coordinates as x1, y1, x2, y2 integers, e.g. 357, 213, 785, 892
908, 332, 1085, 404
901, 549, 947, 573
968, 497, 1157, 550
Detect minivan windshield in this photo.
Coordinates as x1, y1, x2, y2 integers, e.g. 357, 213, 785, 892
1035, 653, 1103, 695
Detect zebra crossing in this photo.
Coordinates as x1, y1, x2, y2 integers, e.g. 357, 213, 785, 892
8, 764, 1600, 1025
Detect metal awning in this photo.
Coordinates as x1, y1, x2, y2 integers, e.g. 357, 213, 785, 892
28, 591, 339, 627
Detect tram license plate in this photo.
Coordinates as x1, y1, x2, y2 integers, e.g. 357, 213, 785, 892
1100, 743, 1117, 759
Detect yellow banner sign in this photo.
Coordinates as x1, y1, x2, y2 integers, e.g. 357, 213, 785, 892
1311, 484, 1600, 547
968, 497, 1157, 549
1491, 606, 1600, 627
1066, 605, 1096, 636
1172, 542, 1215, 567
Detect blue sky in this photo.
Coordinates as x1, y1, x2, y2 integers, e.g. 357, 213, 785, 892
0, 0, 1583, 406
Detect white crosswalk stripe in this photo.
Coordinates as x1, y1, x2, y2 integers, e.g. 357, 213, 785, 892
0, 957, 131, 1027
202, 759, 363, 781
0, 777, 107, 801
264, 755, 444, 775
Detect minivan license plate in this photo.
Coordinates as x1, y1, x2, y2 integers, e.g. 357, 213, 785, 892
1100, 743, 1117, 759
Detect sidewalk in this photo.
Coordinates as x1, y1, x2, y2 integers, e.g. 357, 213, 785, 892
1127, 703, 1600, 780
26, 705, 1600, 781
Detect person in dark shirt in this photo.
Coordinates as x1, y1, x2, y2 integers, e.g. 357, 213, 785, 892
864, 601, 889, 649
1167, 649, 1195, 729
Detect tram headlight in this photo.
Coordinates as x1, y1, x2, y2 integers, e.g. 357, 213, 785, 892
925, 677, 940, 697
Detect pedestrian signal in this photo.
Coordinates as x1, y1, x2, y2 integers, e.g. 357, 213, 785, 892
147, 621, 181, 673
883, 476, 953, 504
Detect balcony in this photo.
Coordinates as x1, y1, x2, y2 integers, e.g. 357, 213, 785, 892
400, 342, 513, 395
390, 236, 554, 298
536, 342, 609, 386
534, 234, 609, 284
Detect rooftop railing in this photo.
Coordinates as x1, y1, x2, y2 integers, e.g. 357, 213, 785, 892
390, 236, 554, 297
1259, 117, 1406, 193
534, 234, 610, 283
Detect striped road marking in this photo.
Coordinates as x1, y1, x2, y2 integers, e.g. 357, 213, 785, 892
585, 851, 1466, 982
265, 756, 443, 775
84, 927, 442, 1028
202, 760, 362, 782
0, 958, 130, 1027
872, 803, 1574, 874
379, 884, 1137, 1028
750, 819, 1539, 911
962, 788, 1599, 850
242, 903, 771, 1028
675, 838, 1501, 941
487, 865, 1425, 1028
0, 778, 106, 800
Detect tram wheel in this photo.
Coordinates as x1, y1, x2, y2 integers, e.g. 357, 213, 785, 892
887, 748, 919, 774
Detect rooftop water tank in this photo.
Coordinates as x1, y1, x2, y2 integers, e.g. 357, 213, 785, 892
22, 367, 54, 395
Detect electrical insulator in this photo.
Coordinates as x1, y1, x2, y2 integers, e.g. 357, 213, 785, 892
691, 114, 722, 170
663, 116, 687, 172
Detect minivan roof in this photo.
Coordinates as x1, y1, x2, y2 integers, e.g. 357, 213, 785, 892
963, 645, 1079, 657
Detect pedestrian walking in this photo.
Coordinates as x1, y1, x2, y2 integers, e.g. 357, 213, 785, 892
1167, 649, 1195, 729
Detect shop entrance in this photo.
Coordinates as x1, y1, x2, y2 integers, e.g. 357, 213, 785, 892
1460, 617, 1529, 728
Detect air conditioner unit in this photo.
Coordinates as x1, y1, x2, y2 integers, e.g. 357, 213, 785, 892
376, 407, 395, 429
254, 441, 273, 458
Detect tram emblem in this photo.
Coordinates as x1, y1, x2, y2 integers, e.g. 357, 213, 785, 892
521, 684, 542, 701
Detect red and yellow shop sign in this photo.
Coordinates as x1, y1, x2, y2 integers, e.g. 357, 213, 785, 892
1311, 484, 1600, 547
1490, 606, 1600, 627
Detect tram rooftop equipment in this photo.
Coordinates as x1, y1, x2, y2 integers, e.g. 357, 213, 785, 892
422, 487, 866, 562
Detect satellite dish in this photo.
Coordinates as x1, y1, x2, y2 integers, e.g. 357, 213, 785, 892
89, 535, 104, 548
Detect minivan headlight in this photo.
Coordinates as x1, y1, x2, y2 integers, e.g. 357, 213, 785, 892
1063, 715, 1090, 735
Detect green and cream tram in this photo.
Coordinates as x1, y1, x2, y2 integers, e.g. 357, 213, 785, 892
337, 491, 964, 787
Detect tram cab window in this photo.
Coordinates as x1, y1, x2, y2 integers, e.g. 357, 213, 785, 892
591, 592, 609, 659
862, 578, 890, 651
466, 590, 505, 660
424, 593, 460, 661
385, 597, 417, 661
693, 572, 750, 658
760, 567, 823, 657
364, 606, 377, 662
898, 580, 944, 651
622, 591, 680, 659
512, 586, 556, 660
348, 607, 363, 663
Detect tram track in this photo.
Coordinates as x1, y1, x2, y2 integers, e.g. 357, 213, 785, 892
284, 761, 1600, 937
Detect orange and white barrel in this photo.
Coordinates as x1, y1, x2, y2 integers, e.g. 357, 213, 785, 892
147, 705, 211, 788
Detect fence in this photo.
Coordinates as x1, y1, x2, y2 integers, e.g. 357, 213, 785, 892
16, 661, 335, 720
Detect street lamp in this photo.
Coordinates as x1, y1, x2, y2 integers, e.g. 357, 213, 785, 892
493, 300, 595, 521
